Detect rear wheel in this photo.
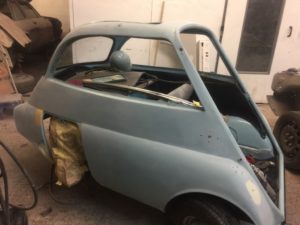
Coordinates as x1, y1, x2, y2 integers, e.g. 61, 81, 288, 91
274, 111, 300, 170
169, 199, 239, 225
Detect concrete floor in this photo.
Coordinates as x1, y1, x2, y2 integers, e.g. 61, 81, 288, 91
0, 102, 300, 225
0, 113, 165, 225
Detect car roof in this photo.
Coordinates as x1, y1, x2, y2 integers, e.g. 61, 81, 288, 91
63, 21, 212, 42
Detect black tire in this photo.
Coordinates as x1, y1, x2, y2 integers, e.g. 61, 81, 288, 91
169, 199, 239, 225
44, 16, 63, 40
274, 111, 300, 170
13, 73, 35, 94
10, 208, 28, 225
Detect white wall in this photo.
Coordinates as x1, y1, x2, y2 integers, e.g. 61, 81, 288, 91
221, 0, 300, 103
265, 0, 300, 95
69, 0, 152, 29
69, 0, 226, 68
31, 0, 70, 36
69, 0, 224, 31
69, 0, 300, 103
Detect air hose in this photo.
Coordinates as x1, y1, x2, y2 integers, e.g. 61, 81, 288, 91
0, 141, 38, 225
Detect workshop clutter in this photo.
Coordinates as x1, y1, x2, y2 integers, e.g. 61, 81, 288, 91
49, 117, 88, 187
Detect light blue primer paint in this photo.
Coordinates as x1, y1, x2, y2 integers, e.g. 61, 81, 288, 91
14, 22, 285, 225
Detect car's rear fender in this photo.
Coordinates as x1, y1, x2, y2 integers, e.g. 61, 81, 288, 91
14, 102, 51, 160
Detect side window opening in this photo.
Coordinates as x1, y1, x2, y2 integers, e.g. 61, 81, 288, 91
54, 37, 202, 110
56, 36, 113, 69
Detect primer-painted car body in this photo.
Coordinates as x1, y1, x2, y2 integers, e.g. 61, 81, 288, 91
14, 22, 285, 225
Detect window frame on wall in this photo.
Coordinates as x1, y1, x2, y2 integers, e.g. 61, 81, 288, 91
236, 0, 286, 74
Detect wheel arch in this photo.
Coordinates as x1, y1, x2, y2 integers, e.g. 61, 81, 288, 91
164, 192, 254, 224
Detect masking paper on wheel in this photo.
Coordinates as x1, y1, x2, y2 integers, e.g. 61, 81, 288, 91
49, 117, 88, 187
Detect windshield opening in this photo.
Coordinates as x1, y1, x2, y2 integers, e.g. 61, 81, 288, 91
179, 31, 266, 134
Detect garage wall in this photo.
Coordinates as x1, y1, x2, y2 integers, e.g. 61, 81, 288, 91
69, 0, 225, 35
69, 0, 152, 28
69, 0, 300, 103
31, 0, 70, 36
69, 0, 227, 67
220, 0, 300, 103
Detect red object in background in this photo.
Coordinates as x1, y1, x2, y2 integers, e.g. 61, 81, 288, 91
68, 79, 83, 86
246, 155, 255, 164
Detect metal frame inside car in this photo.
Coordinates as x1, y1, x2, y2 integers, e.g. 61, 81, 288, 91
15, 22, 285, 225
